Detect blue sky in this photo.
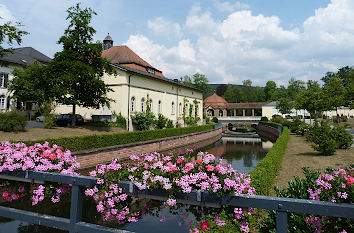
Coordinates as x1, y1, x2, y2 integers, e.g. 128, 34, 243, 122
1, 0, 354, 86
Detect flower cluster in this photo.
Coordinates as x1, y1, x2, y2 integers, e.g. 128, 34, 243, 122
86, 150, 255, 229
0, 141, 80, 205
305, 165, 353, 233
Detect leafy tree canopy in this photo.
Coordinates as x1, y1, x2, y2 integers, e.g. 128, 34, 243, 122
50, 3, 117, 125
0, 21, 28, 58
183, 73, 211, 98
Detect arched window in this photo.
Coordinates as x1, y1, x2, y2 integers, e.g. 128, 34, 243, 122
179, 103, 182, 115
130, 97, 135, 112
149, 99, 153, 112
219, 110, 223, 116
0, 96, 5, 109
141, 97, 145, 112
171, 102, 175, 115
158, 100, 162, 114
185, 103, 188, 114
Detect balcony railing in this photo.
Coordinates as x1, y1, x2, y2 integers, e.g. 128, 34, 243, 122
0, 171, 353, 233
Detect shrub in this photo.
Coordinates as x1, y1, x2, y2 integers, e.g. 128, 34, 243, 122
43, 114, 57, 129
17, 124, 214, 152
341, 115, 348, 122
0, 111, 27, 132
250, 127, 289, 195
258, 121, 282, 131
212, 117, 219, 123
260, 116, 268, 122
261, 165, 353, 233
205, 117, 210, 124
306, 121, 353, 155
166, 119, 174, 128
330, 126, 353, 149
154, 113, 168, 129
113, 112, 127, 129
131, 111, 155, 131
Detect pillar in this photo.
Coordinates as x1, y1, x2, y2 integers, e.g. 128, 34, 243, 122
234, 109, 237, 116
252, 109, 255, 117
243, 109, 245, 116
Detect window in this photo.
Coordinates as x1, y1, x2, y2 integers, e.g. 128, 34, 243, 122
185, 103, 188, 114
147, 68, 155, 74
141, 97, 145, 112
0, 73, 8, 88
158, 100, 162, 114
149, 99, 153, 112
179, 103, 182, 115
171, 102, 175, 115
0, 96, 5, 109
131, 97, 135, 112
219, 110, 223, 116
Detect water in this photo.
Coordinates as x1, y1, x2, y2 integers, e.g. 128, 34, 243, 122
0, 135, 272, 233
205, 135, 273, 174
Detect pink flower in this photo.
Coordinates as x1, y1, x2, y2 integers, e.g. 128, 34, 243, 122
345, 176, 354, 185
184, 163, 194, 172
200, 220, 209, 231
206, 165, 214, 172
166, 198, 177, 206
159, 217, 166, 222
196, 159, 202, 164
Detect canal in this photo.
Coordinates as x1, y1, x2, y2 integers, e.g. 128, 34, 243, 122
0, 134, 273, 233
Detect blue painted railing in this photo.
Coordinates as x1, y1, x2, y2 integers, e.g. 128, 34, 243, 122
0, 171, 353, 233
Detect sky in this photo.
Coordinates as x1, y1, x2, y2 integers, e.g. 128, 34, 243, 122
1, 0, 354, 86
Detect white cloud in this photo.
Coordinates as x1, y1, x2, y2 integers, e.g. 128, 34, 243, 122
213, 0, 249, 12
0, 4, 16, 24
126, 0, 354, 85
147, 17, 182, 38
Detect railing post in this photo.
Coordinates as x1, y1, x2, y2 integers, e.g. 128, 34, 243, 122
276, 208, 288, 233
70, 184, 83, 233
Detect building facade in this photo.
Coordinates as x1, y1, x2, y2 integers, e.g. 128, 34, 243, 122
0, 47, 52, 118
203, 93, 268, 118
56, 34, 203, 130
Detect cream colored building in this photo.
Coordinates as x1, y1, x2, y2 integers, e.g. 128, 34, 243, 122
55, 34, 203, 130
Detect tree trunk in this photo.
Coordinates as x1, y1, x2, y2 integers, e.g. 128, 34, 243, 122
336, 107, 339, 124
72, 104, 76, 127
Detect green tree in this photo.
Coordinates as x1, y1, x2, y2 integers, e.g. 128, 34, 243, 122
323, 76, 346, 122
9, 61, 62, 106
276, 98, 293, 115
183, 73, 211, 98
294, 80, 324, 122
264, 81, 277, 101
51, 3, 116, 126
287, 77, 305, 100
223, 85, 244, 102
0, 21, 28, 58
272, 85, 288, 100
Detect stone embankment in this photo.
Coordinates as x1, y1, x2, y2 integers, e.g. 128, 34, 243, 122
76, 128, 222, 169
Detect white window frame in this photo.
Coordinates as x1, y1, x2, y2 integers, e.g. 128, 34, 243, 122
131, 96, 135, 112
141, 97, 145, 112
0, 74, 5, 88
0, 96, 5, 109
171, 102, 175, 115
158, 100, 161, 114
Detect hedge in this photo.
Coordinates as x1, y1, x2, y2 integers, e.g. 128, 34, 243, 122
250, 127, 289, 195
13, 124, 214, 152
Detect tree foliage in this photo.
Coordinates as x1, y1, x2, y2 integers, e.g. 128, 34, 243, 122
10, 61, 62, 105
183, 73, 211, 98
0, 21, 28, 58
50, 3, 117, 125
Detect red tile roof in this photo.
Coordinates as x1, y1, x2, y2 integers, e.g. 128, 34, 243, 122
102, 45, 165, 78
227, 102, 269, 109
204, 93, 228, 108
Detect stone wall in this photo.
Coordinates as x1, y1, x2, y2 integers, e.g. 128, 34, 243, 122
77, 128, 222, 169
256, 124, 281, 142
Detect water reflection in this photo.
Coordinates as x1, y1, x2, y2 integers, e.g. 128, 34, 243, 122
204, 136, 273, 174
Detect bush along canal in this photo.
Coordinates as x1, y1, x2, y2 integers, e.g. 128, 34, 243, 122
0, 130, 274, 233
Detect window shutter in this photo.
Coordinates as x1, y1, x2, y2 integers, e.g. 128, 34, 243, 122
4, 74, 8, 88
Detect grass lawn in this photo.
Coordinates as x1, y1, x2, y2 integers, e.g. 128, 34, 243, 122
272, 133, 354, 192
0, 125, 126, 141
